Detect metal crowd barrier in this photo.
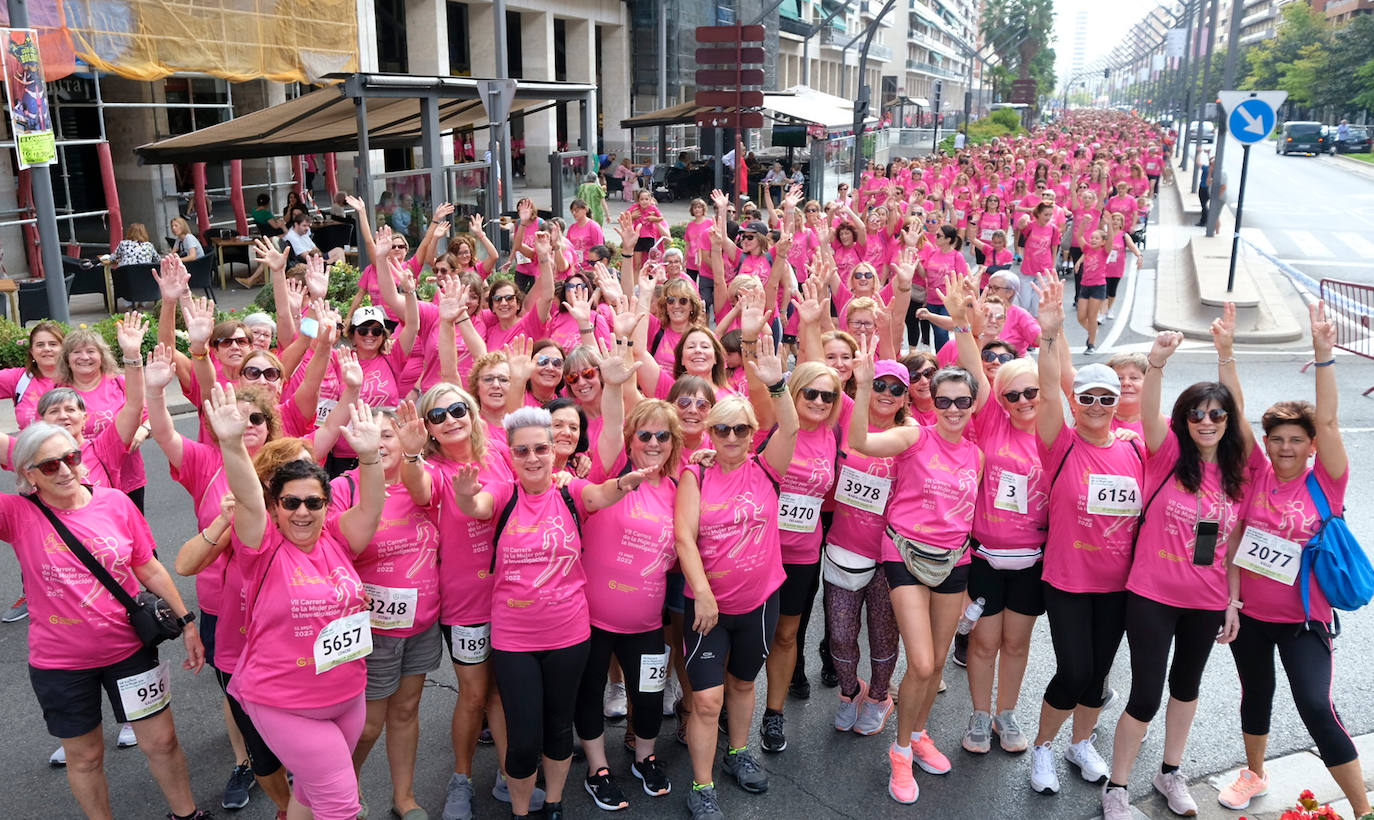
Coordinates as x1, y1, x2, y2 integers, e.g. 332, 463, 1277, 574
1319, 278, 1374, 396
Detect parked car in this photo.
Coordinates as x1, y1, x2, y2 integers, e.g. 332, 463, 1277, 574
1330, 126, 1372, 154
1188, 120, 1215, 143
1277, 121, 1324, 155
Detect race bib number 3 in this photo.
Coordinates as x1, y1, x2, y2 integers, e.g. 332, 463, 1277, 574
835, 466, 892, 514
450, 623, 491, 664
1086, 474, 1141, 516
1235, 526, 1302, 586
639, 651, 669, 694
117, 661, 171, 722
314, 611, 372, 674
778, 492, 823, 533
994, 470, 1029, 515
364, 583, 418, 630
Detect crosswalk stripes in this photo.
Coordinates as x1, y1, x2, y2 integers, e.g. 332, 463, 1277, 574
1334, 231, 1374, 259
1238, 228, 1276, 257
1281, 229, 1334, 257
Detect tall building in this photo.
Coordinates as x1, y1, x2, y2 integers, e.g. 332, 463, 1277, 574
1070, 10, 1089, 78
1215, 0, 1298, 48
1312, 0, 1374, 24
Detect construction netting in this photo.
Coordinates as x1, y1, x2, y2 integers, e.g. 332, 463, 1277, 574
0, 0, 357, 84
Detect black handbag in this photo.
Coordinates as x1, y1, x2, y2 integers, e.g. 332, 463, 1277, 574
26, 493, 194, 648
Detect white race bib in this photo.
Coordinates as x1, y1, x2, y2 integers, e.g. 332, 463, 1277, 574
450, 623, 491, 664
954, 209, 966, 221
117, 661, 171, 722
778, 492, 823, 533
638, 651, 669, 694
314, 397, 338, 428
313, 610, 372, 674
1235, 526, 1302, 586
1086, 474, 1141, 516
980, 228, 995, 241
994, 470, 1029, 515
364, 583, 418, 630
834, 466, 891, 514
1107, 250, 1119, 264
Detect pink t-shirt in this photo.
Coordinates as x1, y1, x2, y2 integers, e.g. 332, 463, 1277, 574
169, 438, 232, 615
13, 373, 56, 429
415, 302, 487, 391
1038, 427, 1144, 594
778, 424, 838, 565
1021, 222, 1060, 277
921, 250, 968, 307
425, 453, 512, 626
212, 543, 250, 674
971, 405, 1048, 562
1106, 232, 1128, 279
687, 456, 785, 614
482, 308, 546, 352
631, 204, 663, 239
356, 255, 425, 319
1079, 246, 1110, 287
541, 306, 611, 352
1000, 306, 1042, 355
332, 474, 441, 637
1239, 455, 1345, 625
565, 219, 605, 268
879, 425, 981, 559
1072, 206, 1101, 247
1126, 431, 1250, 611
826, 425, 897, 560
0, 487, 153, 669
832, 242, 864, 283
683, 219, 713, 274
487, 479, 593, 651
230, 517, 368, 709
581, 452, 677, 634
647, 317, 686, 370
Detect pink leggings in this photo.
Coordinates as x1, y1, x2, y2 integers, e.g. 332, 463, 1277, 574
244, 694, 366, 820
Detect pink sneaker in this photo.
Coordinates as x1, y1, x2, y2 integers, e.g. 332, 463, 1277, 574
910, 730, 952, 775
1217, 768, 1268, 809
887, 744, 919, 804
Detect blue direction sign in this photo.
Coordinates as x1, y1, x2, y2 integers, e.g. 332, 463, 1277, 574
1217, 90, 1288, 145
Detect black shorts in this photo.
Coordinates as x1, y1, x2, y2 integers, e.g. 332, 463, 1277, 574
1069, 246, 1084, 265
683, 593, 779, 690
884, 560, 970, 595
441, 622, 493, 666
779, 561, 821, 617
30, 646, 163, 738
200, 610, 218, 670
1106, 277, 1121, 299
968, 557, 1046, 617
634, 236, 655, 253
1079, 283, 1107, 300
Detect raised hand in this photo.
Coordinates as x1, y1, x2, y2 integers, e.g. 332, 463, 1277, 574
204, 382, 247, 442
1210, 301, 1236, 357
710, 188, 730, 211
390, 256, 417, 294
852, 332, 879, 383
616, 209, 635, 240
563, 282, 593, 325
432, 202, 455, 223
305, 253, 328, 299
344, 194, 365, 213
144, 344, 176, 391
154, 254, 190, 301
438, 278, 468, 324
337, 347, 363, 388
611, 295, 643, 338
739, 287, 767, 339
600, 341, 639, 386
616, 465, 658, 493
219, 491, 236, 524
750, 322, 784, 386
503, 335, 535, 384
468, 213, 485, 233
395, 400, 430, 455
790, 277, 825, 326
183, 296, 216, 348
1311, 300, 1336, 357
115, 311, 148, 359
285, 278, 308, 316
1149, 330, 1185, 365
517, 199, 534, 223
593, 262, 624, 304
252, 237, 287, 273
532, 230, 553, 259
1032, 274, 1064, 337
452, 462, 482, 496
341, 401, 382, 461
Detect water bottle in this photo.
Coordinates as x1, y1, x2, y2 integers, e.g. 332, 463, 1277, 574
955, 597, 986, 636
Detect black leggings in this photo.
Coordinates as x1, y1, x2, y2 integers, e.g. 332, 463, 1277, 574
1229, 613, 1356, 767
1042, 584, 1127, 712
904, 298, 931, 349
573, 627, 666, 743
1123, 592, 1224, 722
214, 669, 282, 777
493, 641, 591, 779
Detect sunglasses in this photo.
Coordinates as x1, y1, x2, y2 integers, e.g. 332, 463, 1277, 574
246, 412, 268, 427
910, 368, 937, 382
536, 355, 564, 369
982, 350, 1015, 364
1187, 407, 1229, 424
710, 423, 753, 440
804, 207, 820, 213
565, 281, 589, 291
32, 450, 81, 476
1075, 393, 1119, 406
800, 387, 837, 404
480, 374, 511, 386
510, 443, 553, 459
425, 401, 470, 425
492, 293, 519, 304
872, 379, 908, 397
852, 270, 875, 280
242, 365, 281, 382
675, 396, 712, 411
278, 495, 327, 511
390, 243, 408, 251
353, 324, 386, 337
738, 233, 757, 240
635, 430, 672, 443
933, 395, 975, 410
1003, 387, 1040, 403
564, 367, 598, 385
665, 296, 692, 307
215, 336, 251, 348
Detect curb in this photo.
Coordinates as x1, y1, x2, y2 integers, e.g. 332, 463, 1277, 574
1327, 151, 1374, 181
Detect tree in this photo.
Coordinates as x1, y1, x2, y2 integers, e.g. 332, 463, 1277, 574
1245, 2, 1329, 91
1317, 15, 1374, 115
980, 0, 1056, 99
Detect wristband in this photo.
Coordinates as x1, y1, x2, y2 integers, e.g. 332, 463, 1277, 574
191, 349, 208, 361
579, 325, 594, 333
1228, 599, 1243, 610
122, 357, 143, 367
1147, 358, 1166, 370
358, 457, 381, 466
767, 378, 787, 395
199, 529, 216, 545
1314, 358, 1336, 368
1217, 357, 1235, 366
952, 325, 971, 334
615, 476, 624, 492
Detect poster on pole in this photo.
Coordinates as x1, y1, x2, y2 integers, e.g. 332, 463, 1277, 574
1166, 28, 1187, 58
1, 28, 56, 169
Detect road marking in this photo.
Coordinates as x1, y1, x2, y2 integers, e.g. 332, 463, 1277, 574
1334, 231, 1374, 259
1277, 259, 1373, 269
1284, 230, 1333, 257
1239, 228, 1276, 257
1099, 262, 1141, 352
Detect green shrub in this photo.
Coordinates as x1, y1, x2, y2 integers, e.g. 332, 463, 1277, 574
669, 223, 685, 241
0, 319, 29, 368
254, 260, 361, 316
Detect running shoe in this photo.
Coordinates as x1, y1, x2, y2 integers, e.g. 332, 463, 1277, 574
1065, 734, 1109, 783
1217, 768, 1268, 810
760, 712, 786, 753
492, 773, 545, 810
937, 678, 946, 693
789, 665, 811, 700
631, 755, 671, 797
1152, 769, 1198, 816
961, 710, 992, 754
686, 784, 724, 820
952, 631, 969, 668
163, 812, 214, 820
1102, 785, 1132, 820
222, 761, 255, 809
2, 595, 27, 622
584, 767, 628, 811
544, 800, 564, 820
441, 772, 474, 820
834, 680, 868, 732
49, 744, 66, 767
722, 747, 768, 793
993, 710, 1029, 753
887, 744, 919, 804
853, 694, 894, 737
1030, 744, 1060, 794
1085, 343, 1097, 354
910, 730, 951, 775
603, 681, 628, 719
117, 723, 138, 748
662, 671, 682, 717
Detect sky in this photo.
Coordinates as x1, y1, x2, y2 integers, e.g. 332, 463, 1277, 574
1052, 0, 1170, 83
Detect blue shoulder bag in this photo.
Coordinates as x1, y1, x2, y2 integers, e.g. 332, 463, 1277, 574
1299, 471, 1374, 621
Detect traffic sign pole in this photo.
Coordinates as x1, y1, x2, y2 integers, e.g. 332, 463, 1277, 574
1215, 89, 1286, 291
1226, 143, 1250, 292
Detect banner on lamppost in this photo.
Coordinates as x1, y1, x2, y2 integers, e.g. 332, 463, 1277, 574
1151, 54, 1166, 71
1139, 66, 1149, 82
1, 29, 56, 169
1166, 28, 1187, 58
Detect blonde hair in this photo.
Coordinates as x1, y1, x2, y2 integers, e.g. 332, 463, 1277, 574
170, 217, 192, 237
417, 382, 489, 463
253, 437, 315, 484
992, 358, 1038, 397
788, 361, 843, 426
623, 399, 683, 477
705, 394, 758, 431
58, 328, 119, 383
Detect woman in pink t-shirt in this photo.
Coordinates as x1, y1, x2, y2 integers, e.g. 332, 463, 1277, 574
647, 279, 706, 370
2, 320, 62, 428
3, 422, 205, 820
901, 351, 939, 426
674, 335, 797, 810
1217, 303, 1372, 818
1101, 212, 1142, 324
212, 388, 386, 820
1101, 324, 1254, 817
634, 324, 735, 403
1028, 278, 1143, 798
1074, 228, 1110, 354
449, 406, 656, 819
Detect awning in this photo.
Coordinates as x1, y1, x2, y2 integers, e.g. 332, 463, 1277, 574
620, 101, 709, 129
618, 85, 877, 132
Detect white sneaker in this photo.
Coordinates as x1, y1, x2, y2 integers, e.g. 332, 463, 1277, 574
116, 723, 138, 748
662, 669, 682, 717
1065, 734, 1109, 783
1152, 769, 1199, 816
1102, 785, 1132, 820
1030, 744, 1060, 794
604, 681, 628, 719
49, 744, 66, 767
